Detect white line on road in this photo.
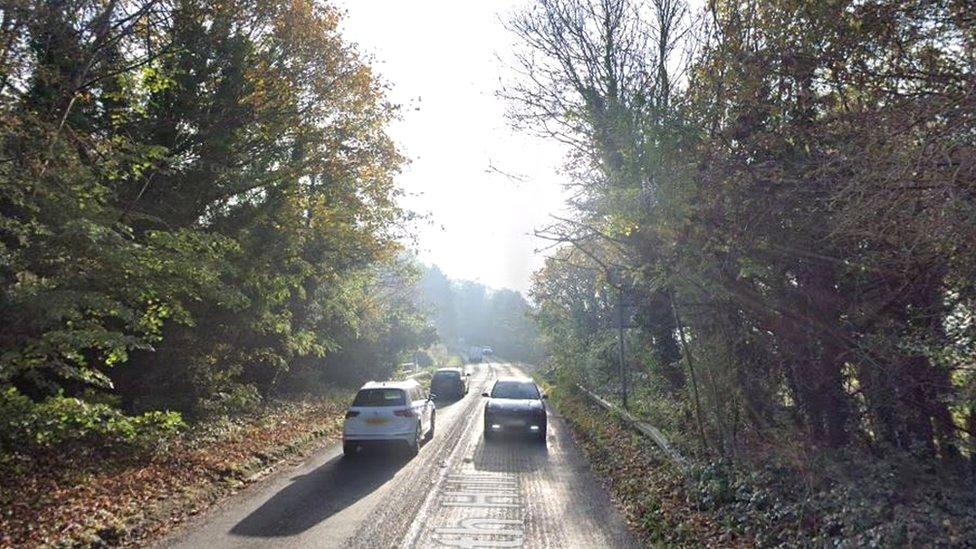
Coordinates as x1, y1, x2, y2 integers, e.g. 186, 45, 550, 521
398, 362, 499, 549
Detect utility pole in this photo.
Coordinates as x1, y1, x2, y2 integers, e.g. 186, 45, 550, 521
612, 268, 629, 410
618, 287, 628, 409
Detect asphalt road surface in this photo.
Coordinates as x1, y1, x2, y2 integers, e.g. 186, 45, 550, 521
162, 361, 636, 548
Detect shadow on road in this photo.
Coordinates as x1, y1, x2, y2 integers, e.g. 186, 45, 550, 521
432, 394, 465, 409
229, 450, 406, 538
472, 434, 548, 473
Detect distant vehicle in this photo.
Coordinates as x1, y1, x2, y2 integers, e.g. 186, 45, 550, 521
482, 377, 547, 443
430, 367, 469, 399
483, 346, 493, 356
343, 379, 435, 457
466, 345, 485, 364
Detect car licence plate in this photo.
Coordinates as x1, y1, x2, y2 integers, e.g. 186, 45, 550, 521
506, 419, 526, 427
366, 418, 388, 425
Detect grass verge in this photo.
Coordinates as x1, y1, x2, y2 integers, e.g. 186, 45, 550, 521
550, 384, 976, 547
0, 392, 350, 548
549, 386, 737, 547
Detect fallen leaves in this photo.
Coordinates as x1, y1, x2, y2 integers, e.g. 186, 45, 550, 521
553, 388, 749, 547
553, 387, 976, 547
0, 395, 349, 548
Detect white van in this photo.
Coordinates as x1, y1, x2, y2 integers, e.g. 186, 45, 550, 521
342, 379, 435, 457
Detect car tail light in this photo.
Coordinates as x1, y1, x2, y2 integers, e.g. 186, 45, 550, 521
345, 411, 360, 418
394, 408, 415, 417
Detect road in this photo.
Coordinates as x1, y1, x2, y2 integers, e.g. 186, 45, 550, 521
161, 361, 636, 548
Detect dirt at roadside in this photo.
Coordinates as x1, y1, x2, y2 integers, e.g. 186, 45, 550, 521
552, 387, 976, 547
551, 389, 738, 547
0, 395, 349, 548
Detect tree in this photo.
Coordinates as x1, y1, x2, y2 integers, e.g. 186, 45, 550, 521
0, 0, 420, 418
414, 263, 542, 364
510, 0, 976, 461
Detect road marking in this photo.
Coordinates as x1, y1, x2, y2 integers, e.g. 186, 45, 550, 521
445, 481, 518, 488
401, 361, 526, 548
399, 364, 499, 549
435, 518, 522, 536
442, 498, 519, 508
434, 471, 524, 544
435, 536, 524, 548
433, 516, 524, 547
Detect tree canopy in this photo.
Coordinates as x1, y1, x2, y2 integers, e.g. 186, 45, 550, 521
0, 0, 432, 416
417, 264, 542, 364
512, 0, 976, 463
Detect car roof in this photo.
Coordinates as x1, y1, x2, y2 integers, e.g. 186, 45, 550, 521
434, 368, 463, 374
359, 379, 420, 390
492, 376, 535, 384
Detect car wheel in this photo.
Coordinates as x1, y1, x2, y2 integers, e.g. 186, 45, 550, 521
343, 441, 358, 457
406, 423, 421, 456
536, 422, 547, 443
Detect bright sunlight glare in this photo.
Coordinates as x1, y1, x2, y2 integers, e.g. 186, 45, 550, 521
336, 0, 571, 294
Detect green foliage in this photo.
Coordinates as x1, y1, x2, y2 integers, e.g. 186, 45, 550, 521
197, 384, 263, 417
512, 0, 976, 463
513, 2, 976, 541
0, 386, 184, 456
0, 0, 424, 426
556, 386, 976, 546
418, 264, 543, 363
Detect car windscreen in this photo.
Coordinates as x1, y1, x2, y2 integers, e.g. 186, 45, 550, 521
432, 372, 460, 383
490, 381, 540, 400
352, 388, 406, 407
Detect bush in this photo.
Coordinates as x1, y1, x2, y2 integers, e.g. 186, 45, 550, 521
197, 383, 262, 417
0, 386, 185, 457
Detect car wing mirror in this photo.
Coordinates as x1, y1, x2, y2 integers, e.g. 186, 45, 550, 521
542, 393, 548, 399
481, 392, 489, 397
428, 393, 436, 401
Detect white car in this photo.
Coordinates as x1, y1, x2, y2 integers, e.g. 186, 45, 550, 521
342, 379, 435, 457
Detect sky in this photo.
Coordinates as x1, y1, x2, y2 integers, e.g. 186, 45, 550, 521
335, 0, 570, 294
